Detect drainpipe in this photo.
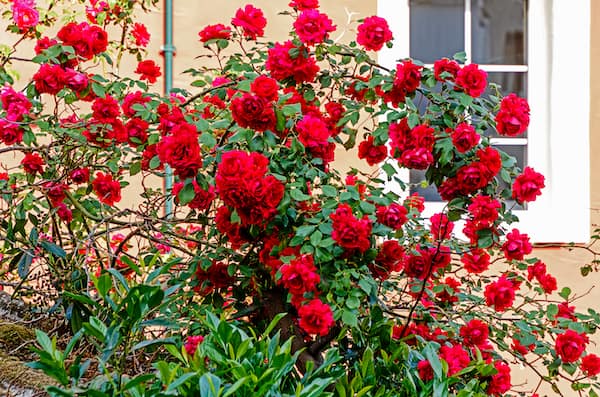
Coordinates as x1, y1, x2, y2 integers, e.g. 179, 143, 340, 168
161, 0, 175, 217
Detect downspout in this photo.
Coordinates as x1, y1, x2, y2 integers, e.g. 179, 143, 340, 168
162, 0, 175, 216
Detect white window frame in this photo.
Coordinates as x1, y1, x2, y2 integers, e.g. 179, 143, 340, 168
377, 0, 590, 243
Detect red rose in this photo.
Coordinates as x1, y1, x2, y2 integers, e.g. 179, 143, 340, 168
394, 60, 422, 94
461, 248, 490, 274
215, 206, 247, 249
439, 344, 470, 375
157, 123, 202, 180
330, 204, 372, 253
231, 93, 276, 132
468, 195, 500, 227
376, 203, 408, 230
266, 41, 319, 84
296, 114, 330, 150
495, 93, 530, 136
231, 4, 267, 40
527, 260, 547, 281
92, 172, 121, 206
131, 23, 150, 47
452, 122, 479, 153
279, 254, 320, 299
502, 228, 532, 261
538, 273, 557, 294
417, 360, 433, 381
173, 180, 215, 210
358, 136, 388, 166
198, 23, 232, 43
56, 202, 73, 223
372, 239, 405, 279
430, 212, 453, 241
487, 361, 511, 395
484, 275, 517, 312
21, 152, 44, 175
581, 354, 600, 376
122, 91, 151, 117
1, 85, 32, 121
70, 167, 90, 184
293, 9, 335, 46
125, 118, 149, 147
298, 299, 334, 336
356, 16, 393, 51
476, 147, 502, 179
434, 58, 460, 81
12, 0, 38, 32
455, 162, 489, 194
195, 261, 234, 294
250, 75, 279, 101
33, 64, 66, 95
456, 64, 487, 98
512, 166, 545, 203
92, 95, 120, 120
555, 330, 588, 363
460, 319, 489, 346
63, 68, 89, 93
35, 36, 57, 54
86, 25, 108, 55
289, 0, 319, 10
0, 120, 24, 145
135, 60, 162, 84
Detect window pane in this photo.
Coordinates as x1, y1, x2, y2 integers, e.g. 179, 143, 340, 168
410, 169, 442, 201
471, 0, 527, 64
410, 0, 464, 63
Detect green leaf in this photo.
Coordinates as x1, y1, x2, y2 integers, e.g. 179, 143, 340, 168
17, 249, 34, 278
132, 337, 177, 352
559, 287, 571, 300
423, 344, 443, 379
40, 240, 66, 258
321, 185, 338, 197
178, 181, 196, 205
342, 310, 357, 327
290, 188, 310, 201
296, 225, 316, 238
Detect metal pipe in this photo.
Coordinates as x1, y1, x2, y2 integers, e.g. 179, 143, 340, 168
162, 0, 175, 217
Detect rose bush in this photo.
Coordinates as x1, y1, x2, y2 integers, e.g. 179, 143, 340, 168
0, 1, 599, 396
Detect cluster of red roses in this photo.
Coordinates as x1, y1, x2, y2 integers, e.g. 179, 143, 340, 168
215, 150, 284, 226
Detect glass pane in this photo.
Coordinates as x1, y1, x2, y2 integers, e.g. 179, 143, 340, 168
495, 144, 526, 170
471, 0, 527, 64
410, 169, 443, 201
410, 0, 464, 63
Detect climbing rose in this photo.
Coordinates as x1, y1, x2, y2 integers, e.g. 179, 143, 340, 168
581, 354, 600, 376
555, 330, 588, 363
460, 319, 489, 346
456, 64, 487, 98
356, 16, 393, 51
330, 204, 372, 253
439, 344, 471, 375
198, 23, 232, 43
452, 122, 479, 153
358, 136, 388, 166
502, 229, 532, 261
484, 275, 517, 312
512, 166, 545, 203
21, 152, 45, 175
293, 9, 335, 46
298, 299, 334, 336
230, 93, 276, 132
289, 0, 318, 10
231, 4, 266, 39
487, 361, 511, 395
376, 203, 408, 230
495, 93, 530, 136
92, 172, 121, 206
250, 75, 279, 101
131, 23, 150, 47
135, 60, 162, 84
12, 0, 39, 31
461, 249, 491, 274
434, 58, 460, 81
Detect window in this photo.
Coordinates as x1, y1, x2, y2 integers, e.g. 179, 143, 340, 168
377, 0, 590, 243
